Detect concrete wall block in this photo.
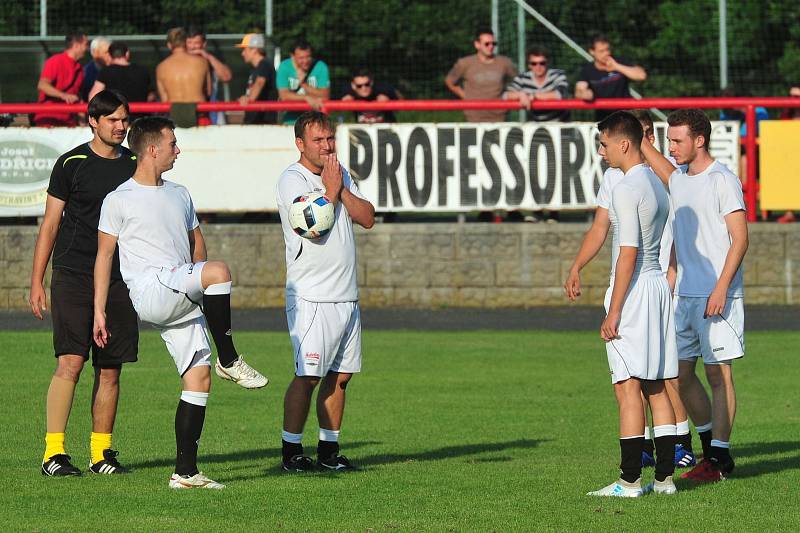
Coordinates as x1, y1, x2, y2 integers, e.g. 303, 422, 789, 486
2, 260, 29, 288
495, 260, 526, 287
364, 260, 392, 287
393, 288, 432, 307
359, 287, 394, 307
456, 287, 487, 307
391, 260, 430, 287
754, 257, 786, 286
232, 259, 285, 287
390, 234, 429, 259
523, 230, 562, 258
745, 286, 786, 304
459, 232, 520, 259
356, 232, 391, 259
7, 288, 29, 309
4, 229, 37, 265
428, 287, 458, 307
431, 260, 494, 287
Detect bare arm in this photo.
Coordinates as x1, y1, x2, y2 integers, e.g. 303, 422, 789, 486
445, 76, 465, 99
38, 78, 79, 103
601, 246, 637, 341
197, 50, 232, 82
189, 226, 208, 263
156, 74, 169, 102
705, 210, 748, 317
239, 76, 267, 103
300, 84, 329, 99
93, 231, 118, 347
564, 208, 611, 301
279, 88, 311, 102
667, 243, 677, 293
29, 195, 66, 319
575, 81, 593, 100
607, 57, 647, 82
88, 80, 106, 101
640, 137, 675, 188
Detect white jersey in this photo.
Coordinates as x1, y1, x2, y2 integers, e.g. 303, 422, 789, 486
98, 178, 199, 295
598, 161, 679, 273
276, 162, 365, 302
669, 160, 745, 297
607, 164, 671, 278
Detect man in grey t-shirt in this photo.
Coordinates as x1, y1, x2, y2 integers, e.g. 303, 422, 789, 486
445, 27, 517, 123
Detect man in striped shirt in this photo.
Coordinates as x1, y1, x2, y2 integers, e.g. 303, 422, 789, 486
504, 46, 569, 122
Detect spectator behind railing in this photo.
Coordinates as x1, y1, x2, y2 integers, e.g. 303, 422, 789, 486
34, 32, 89, 127
504, 46, 569, 122
277, 39, 331, 125
445, 27, 517, 123
80, 37, 111, 102
236, 33, 278, 125
89, 42, 155, 120
575, 33, 647, 121
156, 27, 212, 126
340, 69, 403, 124
187, 26, 233, 125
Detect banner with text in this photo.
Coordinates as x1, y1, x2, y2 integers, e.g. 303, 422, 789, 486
341, 122, 739, 211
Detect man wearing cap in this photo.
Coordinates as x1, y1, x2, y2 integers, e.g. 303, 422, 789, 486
236, 33, 277, 125
276, 39, 330, 125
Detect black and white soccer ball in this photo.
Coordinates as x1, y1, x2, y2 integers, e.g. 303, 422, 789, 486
289, 192, 335, 239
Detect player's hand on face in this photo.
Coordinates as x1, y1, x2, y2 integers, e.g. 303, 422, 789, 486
93, 312, 109, 348
605, 56, 620, 71
322, 153, 343, 200
29, 283, 47, 320
704, 287, 727, 318
600, 310, 620, 341
564, 270, 582, 301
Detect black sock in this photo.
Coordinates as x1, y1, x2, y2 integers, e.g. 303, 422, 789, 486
654, 435, 677, 482
175, 400, 206, 476
619, 437, 644, 483
709, 445, 734, 471
317, 439, 339, 460
203, 293, 238, 367
699, 430, 713, 459
282, 440, 303, 463
643, 438, 655, 456
678, 432, 693, 451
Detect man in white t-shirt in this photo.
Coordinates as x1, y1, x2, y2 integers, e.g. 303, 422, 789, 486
565, 110, 695, 470
276, 111, 375, 472
641, 108, 748, 483
93, 116, 268, 489
584, 111, 678, 497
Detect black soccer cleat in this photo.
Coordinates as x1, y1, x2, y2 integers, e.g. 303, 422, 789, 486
317, 454, 357, 471
282, 454, 315, 472
89, 449, 130, 474
42, 454, 82, 477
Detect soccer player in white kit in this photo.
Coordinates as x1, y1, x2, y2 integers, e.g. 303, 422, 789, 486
93, 117, 267, 489
641, 109, 748, 483
586, 111, 679, 497
276, 111, 375, 471
565, 110, 695, 470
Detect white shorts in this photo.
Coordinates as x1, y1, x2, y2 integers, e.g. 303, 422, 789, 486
604, 271, 678, 384
286, 296, 362, 378
159, 317, 212, 376
131, 262, 206, 327
675, 296, 745, 363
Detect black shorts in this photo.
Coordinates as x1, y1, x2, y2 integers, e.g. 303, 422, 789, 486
50, 268, 139, 367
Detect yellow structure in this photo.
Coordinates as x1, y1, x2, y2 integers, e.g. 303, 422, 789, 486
759, 120, 800, 210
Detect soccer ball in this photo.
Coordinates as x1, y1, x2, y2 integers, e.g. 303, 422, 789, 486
289, 192, 335, 239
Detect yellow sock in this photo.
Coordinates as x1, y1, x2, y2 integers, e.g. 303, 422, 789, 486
44, 433, 66, 463
90, 432, 112, 464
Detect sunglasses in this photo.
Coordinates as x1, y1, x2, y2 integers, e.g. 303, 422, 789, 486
481, 41, 497, 47
354, 82, 372, 89
528, 60, 547, 66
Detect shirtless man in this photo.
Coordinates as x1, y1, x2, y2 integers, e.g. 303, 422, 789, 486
156, 28, 211, 109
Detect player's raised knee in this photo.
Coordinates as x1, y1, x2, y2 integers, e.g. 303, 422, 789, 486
201, 261, 232, 286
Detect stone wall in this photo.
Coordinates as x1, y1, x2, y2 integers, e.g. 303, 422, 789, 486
2, 223, 797, 309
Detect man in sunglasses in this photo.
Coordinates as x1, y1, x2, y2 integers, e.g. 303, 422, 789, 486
445, 27, 517, 123
341, 69, 402, 124
504, 46, 569, 122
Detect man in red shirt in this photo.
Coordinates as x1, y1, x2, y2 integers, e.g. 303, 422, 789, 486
34, 32, 89, 127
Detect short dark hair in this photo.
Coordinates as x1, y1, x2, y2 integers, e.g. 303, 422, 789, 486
294, 111, 334, 140
630, 109, 654, 132
128, 116, 175, 157
65, 32, 86, 48
597, 111, 644, 146
186, 26, 206, 40
87, 90, 129, 121
589, 33, 610, 49
292, 39, 312, 53
527, 46, 549, 59
351, 68, 373, 81
668, 108, 712, 149
475, 27, 494, 41
108, 41, 128, 59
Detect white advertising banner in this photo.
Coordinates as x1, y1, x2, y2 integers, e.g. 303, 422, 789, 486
0, 122, 738, 216
340, 121, 740, 211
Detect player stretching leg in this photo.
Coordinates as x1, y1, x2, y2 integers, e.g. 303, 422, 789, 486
565, 110, 695, 469
583, 112, 678, 497
642, 109, 748, 482
94, 117, 267, 489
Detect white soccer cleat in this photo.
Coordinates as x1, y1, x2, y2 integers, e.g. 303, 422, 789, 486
214, 356, 268, 389
169, 472, 225, 490
587, 478, 644, 497
643, 475, 678, 495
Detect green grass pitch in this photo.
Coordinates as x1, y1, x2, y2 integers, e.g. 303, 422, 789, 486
1, 329, 798, 531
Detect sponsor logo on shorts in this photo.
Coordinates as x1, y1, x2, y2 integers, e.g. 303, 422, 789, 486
712, 346, 725, 353
305, 352, 320, 360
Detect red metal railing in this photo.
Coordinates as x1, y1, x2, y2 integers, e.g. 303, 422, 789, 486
3, 96, 800, 221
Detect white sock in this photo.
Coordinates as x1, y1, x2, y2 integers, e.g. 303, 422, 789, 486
676, 420, 690, 435
653, 424, 677, 438
282, 430, 303, 444
205, 281, 232, 295
695, 422, 712, 433
644, 426, 652, 440
319, 428, 340, 442
180, 391, 208, 406
710, 439, 730, 449
620, 434, 645, 439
